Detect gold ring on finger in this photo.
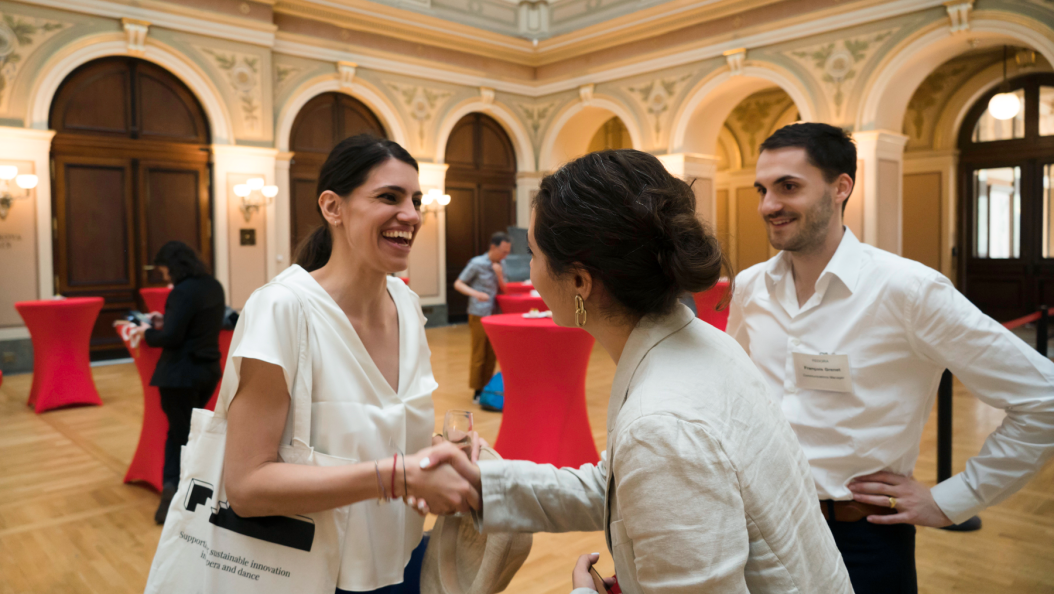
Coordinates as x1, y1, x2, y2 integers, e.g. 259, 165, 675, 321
889, 496, 897, 509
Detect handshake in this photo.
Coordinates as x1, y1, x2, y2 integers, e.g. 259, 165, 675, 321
397, 434, 486, 517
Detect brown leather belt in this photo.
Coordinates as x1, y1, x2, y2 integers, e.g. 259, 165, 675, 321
819, 500, 897, 522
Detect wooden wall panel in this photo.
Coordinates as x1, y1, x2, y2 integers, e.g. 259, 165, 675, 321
64, 164, 131, 287
903, 172, 942, 271
735, 186, 769, 271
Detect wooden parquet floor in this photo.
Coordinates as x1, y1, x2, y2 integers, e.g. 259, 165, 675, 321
1, 323, 1052, 593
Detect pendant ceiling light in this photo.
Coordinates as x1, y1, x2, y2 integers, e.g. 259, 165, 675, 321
988, 45, 1021, 121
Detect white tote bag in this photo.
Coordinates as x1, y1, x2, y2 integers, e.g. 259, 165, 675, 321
145, 288, 352, 594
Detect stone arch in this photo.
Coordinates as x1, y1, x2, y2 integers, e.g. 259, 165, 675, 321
275, 76, 409, 152
669, 64, 818, 156
27, 33, 234, 144
857, 14, 1054, 133
435, 99, 535, 172
537, 95, 643, 172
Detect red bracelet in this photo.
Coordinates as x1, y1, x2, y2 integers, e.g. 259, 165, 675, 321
391, 453, 398, 499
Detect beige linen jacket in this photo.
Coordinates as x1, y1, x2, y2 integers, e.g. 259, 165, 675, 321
477, 305, 853, 593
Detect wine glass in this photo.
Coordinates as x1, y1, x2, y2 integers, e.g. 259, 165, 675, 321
443, 410, 474, 447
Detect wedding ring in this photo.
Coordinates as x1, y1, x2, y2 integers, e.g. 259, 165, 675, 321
889, 496, 897, 509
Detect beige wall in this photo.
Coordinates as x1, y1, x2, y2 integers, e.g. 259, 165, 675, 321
902, 172, 942, 271
735, 186, 769, 272
226, 173, 269, 309
0, 160, 39, 328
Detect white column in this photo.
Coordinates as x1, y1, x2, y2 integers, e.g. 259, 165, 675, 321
657, 153, 720, 225
515, 171, 544, 228
210, 145, 278, 308
275, 152, 293, 275
0, 127, 54, 340
853, 131, 908, 254
410, 162, 449, 306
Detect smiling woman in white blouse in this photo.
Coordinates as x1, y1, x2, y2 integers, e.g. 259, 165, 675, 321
220, 135, 479, 594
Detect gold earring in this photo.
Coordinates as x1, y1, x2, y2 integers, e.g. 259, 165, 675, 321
574, 294, 587, 328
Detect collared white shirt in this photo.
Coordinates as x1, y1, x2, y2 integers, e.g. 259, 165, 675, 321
727, 228, 1054, 524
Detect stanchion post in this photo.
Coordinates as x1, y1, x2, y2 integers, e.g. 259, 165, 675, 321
936, 369, 953, 482
1038, 305, 1048, 357
935, 369, 983, 532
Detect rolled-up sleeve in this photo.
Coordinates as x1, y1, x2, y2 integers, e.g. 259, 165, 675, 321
907, 273, 1054, 524
614, 414, 750, 593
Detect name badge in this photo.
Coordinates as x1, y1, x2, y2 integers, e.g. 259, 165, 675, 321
792, 352, 853, 393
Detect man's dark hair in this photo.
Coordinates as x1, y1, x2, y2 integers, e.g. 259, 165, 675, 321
759, 122, 856, 212
490, 231, 511, 247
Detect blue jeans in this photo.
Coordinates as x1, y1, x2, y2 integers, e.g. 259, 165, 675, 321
336, 533, 429, 594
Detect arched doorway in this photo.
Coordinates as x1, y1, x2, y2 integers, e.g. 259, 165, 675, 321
958, 72, 1054, 321
288, 92, 387, 252
586, 117, 632, 152
444, 113, 517, 321
49, 56, 211, 354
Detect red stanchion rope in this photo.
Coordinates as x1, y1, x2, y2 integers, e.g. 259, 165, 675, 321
1003, 306, 1054, 331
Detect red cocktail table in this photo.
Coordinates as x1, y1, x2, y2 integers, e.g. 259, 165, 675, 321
15, 297, 104, 413
693, 279, 731, 331
117, 287, 232, 491
503, 282, 534, 295
496, 293, 548, 314
482, 314, 599, 468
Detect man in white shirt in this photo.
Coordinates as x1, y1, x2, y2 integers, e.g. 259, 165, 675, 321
727, 122, 1054, 594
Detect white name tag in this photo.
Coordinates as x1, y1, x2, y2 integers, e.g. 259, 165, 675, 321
792, 352, 853, 393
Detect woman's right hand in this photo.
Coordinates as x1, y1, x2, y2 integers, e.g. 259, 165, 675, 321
404, 442, 481, 515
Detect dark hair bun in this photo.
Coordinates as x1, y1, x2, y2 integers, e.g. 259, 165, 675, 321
533, 149, 728, 318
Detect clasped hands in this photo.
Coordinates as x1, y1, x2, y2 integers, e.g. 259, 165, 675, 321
397, 434, 485, 516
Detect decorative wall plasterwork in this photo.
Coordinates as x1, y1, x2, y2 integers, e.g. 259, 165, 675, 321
903, 58, 973, 149
784, 28, 896, 117
516, 99, 558, 143
384, 81, 453, 144
0, 12, 67, 113
196, 45, 264, 136
624, 73, 692, 135
725, 87, 796, 164
273, 62, 304, 96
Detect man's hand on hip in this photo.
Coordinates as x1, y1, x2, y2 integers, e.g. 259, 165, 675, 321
848, 471, 953, 527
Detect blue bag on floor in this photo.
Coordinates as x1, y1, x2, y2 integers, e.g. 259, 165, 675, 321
479, 373, 504, 412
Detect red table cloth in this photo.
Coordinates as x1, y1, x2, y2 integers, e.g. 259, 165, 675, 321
503, 282, 534, 295
496, 293, 549, 314
116, 287, 232, 492
482, 314, 599, 468
15, 297, 104, 413
693, 280, 731, 331
140, 286, 172, 314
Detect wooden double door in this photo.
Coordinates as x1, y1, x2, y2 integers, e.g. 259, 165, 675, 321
958, 74, 1054, 322
444, 113, 517, 321
49, 57, 213, 353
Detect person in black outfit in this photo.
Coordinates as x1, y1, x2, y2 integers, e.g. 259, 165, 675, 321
131, 241, 226, 524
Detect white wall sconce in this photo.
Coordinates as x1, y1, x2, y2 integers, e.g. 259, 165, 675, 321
233, 177, 278, 222
0, 165, 38, 221
421, 188, 450, 219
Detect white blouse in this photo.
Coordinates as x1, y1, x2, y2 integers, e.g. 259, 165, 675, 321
220, 265, 437, 591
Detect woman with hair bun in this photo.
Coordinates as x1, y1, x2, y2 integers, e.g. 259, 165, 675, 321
428, 149, 852, 593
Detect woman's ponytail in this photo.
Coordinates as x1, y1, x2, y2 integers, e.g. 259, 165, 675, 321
294, 224, 333, 272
